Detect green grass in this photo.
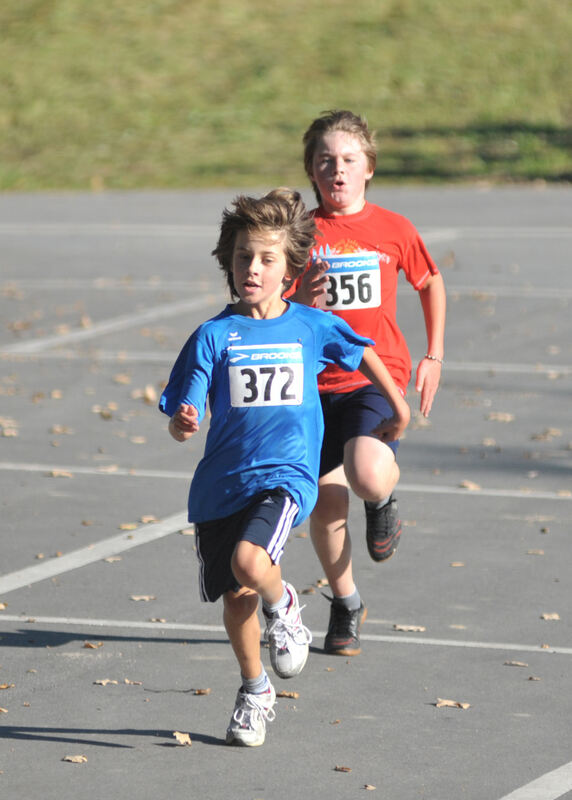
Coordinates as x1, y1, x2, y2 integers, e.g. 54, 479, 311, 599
1, 0, 571, 190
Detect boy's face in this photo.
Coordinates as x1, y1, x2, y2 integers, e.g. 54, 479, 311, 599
231, 229, 290, 317
310, 131, 373, 216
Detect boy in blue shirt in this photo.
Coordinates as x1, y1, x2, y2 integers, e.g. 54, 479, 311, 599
160, 188, 409, 746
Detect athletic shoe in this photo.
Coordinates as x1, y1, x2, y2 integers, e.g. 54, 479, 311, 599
364, 495, 402, 562
225, 683, 276, 747
323, 598, 367, 656
264, 582, 312, 679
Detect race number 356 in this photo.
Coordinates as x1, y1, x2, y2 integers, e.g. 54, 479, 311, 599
228, 343, 303, 407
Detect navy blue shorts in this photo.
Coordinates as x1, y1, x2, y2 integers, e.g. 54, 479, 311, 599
319, 385, 400, 477
194, 488, 299, 603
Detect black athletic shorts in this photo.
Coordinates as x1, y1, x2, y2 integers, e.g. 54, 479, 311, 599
194, 488, 299, 603
319, 385, 400, 477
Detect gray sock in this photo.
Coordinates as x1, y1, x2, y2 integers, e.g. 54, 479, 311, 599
333, 588, 361, 612
242, 668, 270, 695
263, 582, 289, 616
368, 495, 390, 510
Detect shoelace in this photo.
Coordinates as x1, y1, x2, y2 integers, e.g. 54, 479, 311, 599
233, 691, 276, 728
266, 606, 313, 649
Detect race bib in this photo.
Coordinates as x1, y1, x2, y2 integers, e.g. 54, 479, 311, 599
228, 343, 304, 407
316, 252, 381, 311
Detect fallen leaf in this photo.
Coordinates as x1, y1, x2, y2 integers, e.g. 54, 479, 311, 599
149, 618, 166, 623
330, 719, 341, 725
0, 602, 7, 610
540, 613, 560, 621
179, 527, 195, 536
486, 412, 515, 422
277, 690, 299, 699
316, 578, 329, 587
93, 679, 118, 686
124, 679, 143, 685
527, 550, 544, 556
0, 708, 8, 714
528, 676, 541, 681
48, 470, 73, 479
104, 556, 122, 563
173, 731, 192, 746
300, 587, 316, 595
530, 427, 562, 441
435, 698, 470, 710
120, 523, 138, 531
130, 595, 156, 602
364, 785, 376, 791
83, 641, 103, 650
140, 515, 159, 524
113, 373, 132, 385
450, 562, 465, 567
504, 661, 528, 668
130, 436, 147, 444
393, 624, 426, 632
459, 480, 481, 491
62, 755, 88, 763
0, 684, 15, 690
334, 765, 352, 773
193, 688, 211, 696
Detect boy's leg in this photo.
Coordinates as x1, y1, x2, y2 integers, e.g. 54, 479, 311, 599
232, 540, 311, 679
344, 435, 402, 563
310, 465, 366, 656
223, 587, 276, 747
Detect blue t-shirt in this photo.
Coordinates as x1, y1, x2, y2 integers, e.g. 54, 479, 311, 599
159, 302, 373, 526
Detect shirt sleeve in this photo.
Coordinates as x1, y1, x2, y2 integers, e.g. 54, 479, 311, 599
319, 313, 374, 373
402, 224, 440, 291
158, 328, 213, 421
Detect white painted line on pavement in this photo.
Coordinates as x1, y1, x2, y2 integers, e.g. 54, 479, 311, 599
1, 462, 570, 501
0, 295, 219, 355
0, 613, 571, 657
0, 511, 188, 595
496, 761, 572, 800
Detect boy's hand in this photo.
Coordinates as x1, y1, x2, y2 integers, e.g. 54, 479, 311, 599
371, 397, 410, 442
291, 258, 329, 306
415, 358, 442, 417
169, 404, 199, 442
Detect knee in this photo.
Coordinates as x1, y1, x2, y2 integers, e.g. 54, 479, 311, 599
231, 542, 271, 589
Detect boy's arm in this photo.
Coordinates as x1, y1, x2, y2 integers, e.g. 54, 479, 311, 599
168, 403, 200, 442
415, 272, 446, 417
358, 347, 410, 441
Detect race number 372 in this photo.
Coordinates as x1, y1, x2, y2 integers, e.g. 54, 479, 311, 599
228, 343, 303, 407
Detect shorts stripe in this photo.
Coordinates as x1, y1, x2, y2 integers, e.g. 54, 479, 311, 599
267, 495, 298, 564
195, 533, 209, 602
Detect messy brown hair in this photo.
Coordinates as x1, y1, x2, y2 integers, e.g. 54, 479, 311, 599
303, 109, 377, 205
212, 188, 317, 299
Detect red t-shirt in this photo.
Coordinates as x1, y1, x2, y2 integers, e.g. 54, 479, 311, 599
303, 202, 439, 394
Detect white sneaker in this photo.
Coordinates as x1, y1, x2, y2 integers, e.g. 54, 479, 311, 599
225, 684, 276, 747
264, 582, 312, 679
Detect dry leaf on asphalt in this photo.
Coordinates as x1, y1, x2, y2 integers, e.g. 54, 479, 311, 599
450, 562, 465, 567
83, 641, 103, 649
193, 688, 211, 696
435, 698, 470, 710
527, 549, 544, 556
0, 684, 15, 690
486, 412, 515, 422
124, 679, 143, 685
140, 515, 159, 524
541, 613, 560, 621
504, 661, 528, 667
0, 602, 7, 610
459, 480, 481, 491
179, 527, 195, 535
104, 556, 122, 564
0, 708, 8, 714
393, 624, 426, 632
93, 679, 118, 686
364, 785, 376, 791
173, 731, 192, 746
48, 470, 74, 479
130, 595, 156, 602
277, 690, 299, 699
334, 765, 352, 773
120, 523, 138, 531
62, 755, 88, 763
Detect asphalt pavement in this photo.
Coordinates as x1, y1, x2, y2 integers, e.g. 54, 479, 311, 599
0, 185, 571, 800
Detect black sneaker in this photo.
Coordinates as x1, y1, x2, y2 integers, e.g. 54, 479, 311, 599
364, 495, 402, 562
323, 598, 367, 656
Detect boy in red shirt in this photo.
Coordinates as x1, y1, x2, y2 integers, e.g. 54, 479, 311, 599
292, 110, 446, 656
